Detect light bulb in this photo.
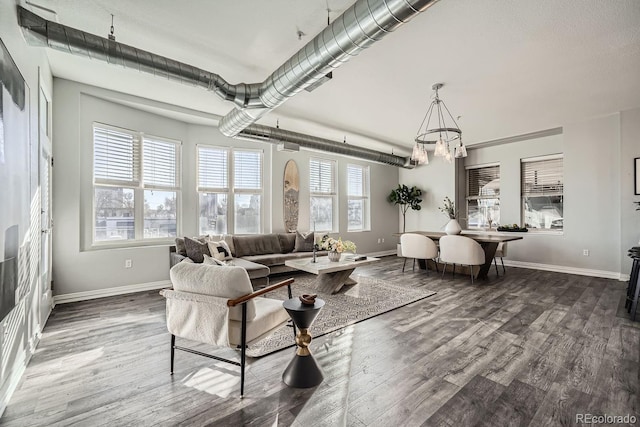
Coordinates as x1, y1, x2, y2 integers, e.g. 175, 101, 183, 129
411, 143, 420, 160
454, 143, 467, 158
434, 138, 446, 157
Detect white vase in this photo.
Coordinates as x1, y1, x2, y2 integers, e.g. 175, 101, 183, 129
328, 251, 341, 262
445, 219, 462, 235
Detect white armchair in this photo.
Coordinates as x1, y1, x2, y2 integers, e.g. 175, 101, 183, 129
400, 233, 439, 274
161, 262, 294, 396
439, 235, 485, 284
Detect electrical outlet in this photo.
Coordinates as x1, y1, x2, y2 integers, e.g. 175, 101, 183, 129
377, 238, 381, 244
381, 238, 385, 243
125, 259, 132, 268
583, 249, 589, 256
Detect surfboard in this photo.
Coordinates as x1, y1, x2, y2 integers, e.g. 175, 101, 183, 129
283, 160, 299, 232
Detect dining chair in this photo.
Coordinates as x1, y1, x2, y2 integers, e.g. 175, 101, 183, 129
439, 235, 485, 284
400, 233, 439, 274
161, 262, 295, 396
493, 242, 508, 276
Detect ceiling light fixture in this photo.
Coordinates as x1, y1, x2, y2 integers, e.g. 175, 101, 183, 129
412, 83, 466, 165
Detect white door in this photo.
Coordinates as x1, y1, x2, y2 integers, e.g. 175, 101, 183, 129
38, 79, 53, 323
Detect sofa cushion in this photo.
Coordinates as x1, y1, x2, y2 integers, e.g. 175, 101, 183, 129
293, 231, 315, 252
184, 236, 211, 263
231, 258, 270, 279
208, 241, 233, 261
233, 234, 282, 257
242, 251, 328, 266
277, 233, 296, 253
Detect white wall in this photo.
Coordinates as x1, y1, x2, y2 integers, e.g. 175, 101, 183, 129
52, 79, 399, 298
620, 107, 640, 273
0, 0, 53, 415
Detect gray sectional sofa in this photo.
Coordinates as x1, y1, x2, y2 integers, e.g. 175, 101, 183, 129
169, 233, 327, 288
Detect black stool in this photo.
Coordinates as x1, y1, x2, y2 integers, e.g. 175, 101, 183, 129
626, 247, 640, 321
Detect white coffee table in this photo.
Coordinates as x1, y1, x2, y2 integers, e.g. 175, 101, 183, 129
285, 254, 380, 294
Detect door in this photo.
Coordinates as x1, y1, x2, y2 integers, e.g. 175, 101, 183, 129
38, 77, 53, 324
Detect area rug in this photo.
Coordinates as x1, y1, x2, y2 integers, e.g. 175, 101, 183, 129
245, 274, 436, 358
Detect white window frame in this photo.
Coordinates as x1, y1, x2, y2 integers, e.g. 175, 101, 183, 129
521, 154, 564, 232
466, 163, 500, 229
197, 145, 230, 235
92, 122, 182, 246
309, 157, 338, 233
232, 148, 264, 235
347, 164, 370, 232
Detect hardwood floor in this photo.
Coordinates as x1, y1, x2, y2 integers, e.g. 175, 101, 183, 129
2, 257, 639, 426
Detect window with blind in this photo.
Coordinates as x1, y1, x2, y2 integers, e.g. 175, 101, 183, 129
197, 146, 229, 235
197, 146, 263, 235
521, 155, 563, 230
466, 165, 500, 228
93, 124, 180, 243
347, 164, 370, 231
233, 150, 262, 234
310, 158, 337, 232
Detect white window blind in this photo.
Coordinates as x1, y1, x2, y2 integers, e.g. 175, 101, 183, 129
143, 138, 178, 189
93, 126, 139, 186
198, 146, 228, 191
234, 150, 262, 190
347, 165, 364, 197
310, 158, 335, 194
522, 157, 564, 196
467, 165, 500, 199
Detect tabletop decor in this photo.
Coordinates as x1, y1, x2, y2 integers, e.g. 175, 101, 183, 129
439, 196, 461, 235
318, 236, 356, 262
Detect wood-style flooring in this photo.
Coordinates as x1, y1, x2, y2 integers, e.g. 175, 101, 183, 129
2, 257, 639, 426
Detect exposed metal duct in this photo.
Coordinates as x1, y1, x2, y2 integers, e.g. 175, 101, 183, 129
219, 0, 440, 136
236, 124, 415, 169
18, 3, 424, 168
17, 6, 264, 109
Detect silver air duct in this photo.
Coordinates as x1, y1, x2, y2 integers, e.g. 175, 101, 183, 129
237, 124, 414, 169
18, 4, 422, 168
219, 0, 439, 136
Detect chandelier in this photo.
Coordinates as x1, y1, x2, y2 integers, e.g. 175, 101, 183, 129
412, 83, 467, 165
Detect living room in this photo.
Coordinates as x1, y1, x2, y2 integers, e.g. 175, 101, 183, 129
1, 0, 640, 425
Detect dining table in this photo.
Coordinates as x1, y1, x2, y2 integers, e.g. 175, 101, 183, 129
396, 231, 524, 279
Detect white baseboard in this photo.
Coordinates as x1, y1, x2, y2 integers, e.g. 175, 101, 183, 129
502, 260, 627, 281
54, 280, 172, 304
0, 346, 28, 419
366, 249, 397, 258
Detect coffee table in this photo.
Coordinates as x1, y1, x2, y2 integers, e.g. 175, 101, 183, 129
285, 254, 380, 294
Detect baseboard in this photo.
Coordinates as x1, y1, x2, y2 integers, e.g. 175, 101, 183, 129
366, 249, 397, 258
0, 346, 28, 419
503, 260, 627, 281
54, 280, 172, 304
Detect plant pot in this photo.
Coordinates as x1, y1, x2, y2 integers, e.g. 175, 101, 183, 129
328, 251, 341, 262
445, 219, 462, 235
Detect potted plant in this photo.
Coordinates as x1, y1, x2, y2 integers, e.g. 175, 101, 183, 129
387, 184, 423, 233
439, 196, 461, 235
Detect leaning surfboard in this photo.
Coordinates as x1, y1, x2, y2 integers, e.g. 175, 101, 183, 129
283, 160, 299, 232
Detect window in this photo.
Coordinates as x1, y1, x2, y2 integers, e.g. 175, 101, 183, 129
310, 158, 336, 232
466, 165, 500, 228
347, 164, 370, 231
521, 155, 563, 230
93, 124, 180, 243
233, 150, 262, 234
197, 146, 263, 235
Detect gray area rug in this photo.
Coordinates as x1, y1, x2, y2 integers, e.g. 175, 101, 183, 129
246, 274, 436, 358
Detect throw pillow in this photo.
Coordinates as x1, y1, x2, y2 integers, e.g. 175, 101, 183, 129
293, 231, 315, 252
184, 236, 211, 263
208, 240, 233, 261
175, 237, 187, 256
203, 254, 225, 265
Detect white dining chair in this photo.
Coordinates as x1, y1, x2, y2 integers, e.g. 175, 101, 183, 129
400, 233, 439, 274
493, 242, 507, 275
439, 235, 485, 284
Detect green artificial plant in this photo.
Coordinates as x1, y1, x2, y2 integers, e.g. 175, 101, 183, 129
387, 184, 423, 233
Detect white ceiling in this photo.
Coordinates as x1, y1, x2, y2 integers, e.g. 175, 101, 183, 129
36, 0, 640, 154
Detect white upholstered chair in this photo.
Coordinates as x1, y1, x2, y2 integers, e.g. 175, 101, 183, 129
439, 235, 485, 284
161, 262, 294, 396
494, 242, 507, 275
400, 233, 439, 274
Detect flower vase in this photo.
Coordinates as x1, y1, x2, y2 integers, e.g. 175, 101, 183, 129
445, 219, 462, 235
328, 251, 341, 262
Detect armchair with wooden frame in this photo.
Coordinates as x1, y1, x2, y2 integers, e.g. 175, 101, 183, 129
160, 262, 295, 396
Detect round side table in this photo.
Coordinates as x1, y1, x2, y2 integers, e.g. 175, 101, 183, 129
282, 297, 325, 388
